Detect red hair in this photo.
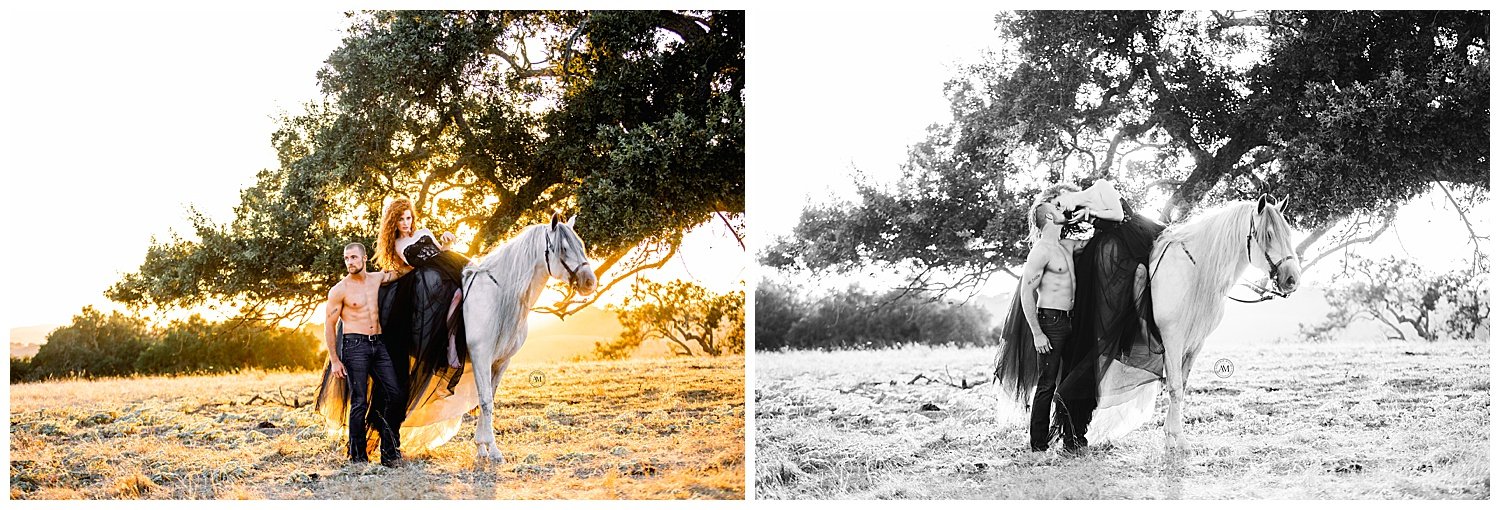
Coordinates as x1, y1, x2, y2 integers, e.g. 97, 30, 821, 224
374, 198, 414, 272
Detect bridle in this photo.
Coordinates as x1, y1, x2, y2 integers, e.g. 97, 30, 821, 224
1229, 210, 1296, 304
463, 224, 593, 315
1151, 203, 1298, 304
545, 227, 589, 289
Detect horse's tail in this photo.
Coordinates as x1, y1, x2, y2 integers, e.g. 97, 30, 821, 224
993, 281, 1037, 408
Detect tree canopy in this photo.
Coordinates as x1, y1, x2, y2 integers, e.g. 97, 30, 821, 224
14, 307, 321, 382
764, 10, 1487, 292
109, 10, 744, 321
754, 279, 997, 351
594, 278, 745, 359
1299, 253, 1490, 342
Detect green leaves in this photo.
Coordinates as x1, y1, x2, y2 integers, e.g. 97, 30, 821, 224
597, 278, 744, 359
114, 10, 744, 321
17, 308, 322, 381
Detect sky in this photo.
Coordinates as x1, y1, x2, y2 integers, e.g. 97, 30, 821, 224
748, 9, 1002, 238
1, 7, 1489, 342
747, 9, 1490, 280
746, 9, 1491, 343
2, 9, 745, 332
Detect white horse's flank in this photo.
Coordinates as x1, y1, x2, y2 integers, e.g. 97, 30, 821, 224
461, 215, 597, 463
1086, 198, 1301, 450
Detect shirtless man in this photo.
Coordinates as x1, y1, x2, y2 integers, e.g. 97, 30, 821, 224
1019, 188, 1086, 452
326, 242, 404, 467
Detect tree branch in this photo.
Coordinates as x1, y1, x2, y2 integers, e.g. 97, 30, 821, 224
656, 11, 709, 45
532, 241, 680, 319
485, 47, 557, 79
1301, 207, 1396, 275
717, 211, 745, 250
1434, 180, 1486, 254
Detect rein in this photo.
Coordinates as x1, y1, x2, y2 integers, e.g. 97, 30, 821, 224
1156, 207, 1295, 304
1229, 212, 1295, 304
545, 229, 588, 288
463, 227, 589, 307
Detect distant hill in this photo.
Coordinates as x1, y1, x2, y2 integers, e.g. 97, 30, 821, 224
10, 324, 58, 359
510, 306, 625, 363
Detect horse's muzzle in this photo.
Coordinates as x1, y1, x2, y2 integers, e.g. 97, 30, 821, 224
1276, 264, 1302, 295
573, 269, 598, 296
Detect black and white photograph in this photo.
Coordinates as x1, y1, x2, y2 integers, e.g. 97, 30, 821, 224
752, 10, 1489, 499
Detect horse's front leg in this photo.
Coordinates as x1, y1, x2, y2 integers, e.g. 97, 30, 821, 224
472, 359, 504, 463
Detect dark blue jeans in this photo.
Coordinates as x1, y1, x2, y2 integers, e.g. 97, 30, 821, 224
342, 333, 403, 461
1030, 308, 1072, 451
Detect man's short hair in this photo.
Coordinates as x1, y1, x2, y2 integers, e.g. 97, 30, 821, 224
1031, 203, 1055, 232
1029, 182, 1080, 239
344, 242, 367, 256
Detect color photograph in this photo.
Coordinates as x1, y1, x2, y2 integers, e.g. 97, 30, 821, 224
7, 9, 745, 499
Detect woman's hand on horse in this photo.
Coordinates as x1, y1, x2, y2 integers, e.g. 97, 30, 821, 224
441, 232, 456, 247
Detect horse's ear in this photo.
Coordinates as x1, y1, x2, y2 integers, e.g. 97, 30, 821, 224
1257, 194, 1268, 214
566, 215, 577, 228
550, 212, 560, 231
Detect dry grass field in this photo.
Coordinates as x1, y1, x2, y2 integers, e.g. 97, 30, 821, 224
10, 356, 744, 500
755, 341, 1488, 499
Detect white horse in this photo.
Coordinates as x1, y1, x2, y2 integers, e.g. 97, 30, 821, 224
1087, 196, 1301, 450
461, 213, 597, 463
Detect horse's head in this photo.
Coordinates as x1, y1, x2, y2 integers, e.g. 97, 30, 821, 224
1251, 195, 1301, 294
544, 213, 598, 296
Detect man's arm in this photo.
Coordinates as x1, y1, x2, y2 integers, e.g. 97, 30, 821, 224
1019, 248, 1051, 354
325, 283, 347, 379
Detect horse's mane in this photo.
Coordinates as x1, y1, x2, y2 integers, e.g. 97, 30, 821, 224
464, 224, 550, 318
1151, 201, 1257, 344
472, 224, 547, 273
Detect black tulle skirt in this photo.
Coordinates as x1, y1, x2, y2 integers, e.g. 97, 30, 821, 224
1056, 211, 1166, 438
398, 250, 470, 415
315, 249, 473, 452
994, 208, 1167, 442
994, 280, 1038, 406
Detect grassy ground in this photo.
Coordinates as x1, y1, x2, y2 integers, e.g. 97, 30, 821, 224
10, 356, 744, 500
754, 341, 1488, 499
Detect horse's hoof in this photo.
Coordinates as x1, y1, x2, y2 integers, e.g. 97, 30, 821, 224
1164, 436, 1189, 455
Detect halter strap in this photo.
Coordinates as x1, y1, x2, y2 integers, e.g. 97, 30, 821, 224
544, 228, 586, 288
1232, 209, 1295, 303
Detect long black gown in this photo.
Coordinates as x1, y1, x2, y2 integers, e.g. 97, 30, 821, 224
1056, 198, 1166, 445
994, 198, 1167, 446
315, 235, 475, 453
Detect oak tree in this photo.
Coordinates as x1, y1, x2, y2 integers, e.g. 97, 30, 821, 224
109, 10, 744, 321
